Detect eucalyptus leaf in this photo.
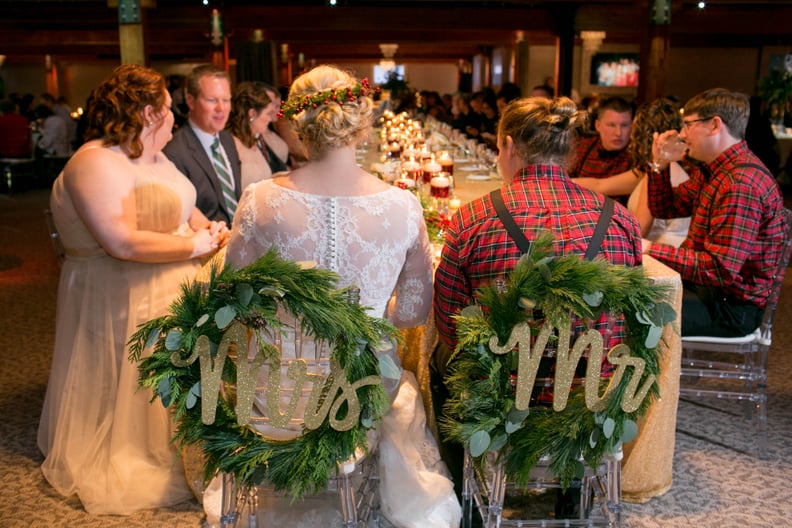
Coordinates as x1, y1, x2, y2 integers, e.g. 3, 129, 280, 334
635, 310, 653, 326
538, 262, 551, 281
460, 305, 484, 318
589, 428, 600, 448
505, 420, 522, 434
214, 305, 237, 329
373, 339, 394, 353
594, 412, 605, 425
145, 327, 161, 349
164, 329, 182, 351
645, 324, 663, 349
582, 291, 604, 307
361, 416, 373, 428
157, 377, 174, 408
378, 354, 402, 380
258, 286, 285, 298
236, 283, 254, 307
603, 417, 616, 439
621, 419, 639, 443
506, 407, 531, 423
517, 253, 532, 267
195, 314, 210, 328
469, 430, 491, 457
489, 432, 508, 452
185, 382, 201, 409
653, 301, 677, 326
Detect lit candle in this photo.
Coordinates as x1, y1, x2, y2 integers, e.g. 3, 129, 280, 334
422, 156, 442, 184
449, 197, 462, 211
401, 157, 421, 182
437, 150, 454, 176
430, 173, 451, 199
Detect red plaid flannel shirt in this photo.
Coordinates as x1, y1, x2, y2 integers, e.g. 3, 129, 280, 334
434, 164, 642, 350
568, 135, 631, 179
647, 141, 785, 308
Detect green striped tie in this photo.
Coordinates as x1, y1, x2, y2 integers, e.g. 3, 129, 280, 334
210, 138, 238, 218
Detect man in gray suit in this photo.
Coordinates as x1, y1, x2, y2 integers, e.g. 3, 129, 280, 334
164, 64, 241, 226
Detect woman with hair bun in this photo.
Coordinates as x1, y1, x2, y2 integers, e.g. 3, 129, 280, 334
433, 97, 642, 497
221, 65, 460, 528
37, 64, 228, 515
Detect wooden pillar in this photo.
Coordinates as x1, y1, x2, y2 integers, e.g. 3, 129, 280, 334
110, 0, 153, 66
639, 0, 672, 104
44, 54, 58, 97
515, 38, 531, 97
552, 5, 576, 98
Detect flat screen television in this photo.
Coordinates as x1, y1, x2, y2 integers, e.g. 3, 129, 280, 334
373, 64, 405, 85
589, 53, 639, 87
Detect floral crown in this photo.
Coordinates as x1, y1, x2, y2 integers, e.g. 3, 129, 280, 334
278, 78, 378, 120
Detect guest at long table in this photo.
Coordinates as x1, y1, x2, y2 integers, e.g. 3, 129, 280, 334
644, 88, 786, 337
222, 64, 461, 528
568, 96, 634, 202
432, 96, 642, 503
226, 81, 279, 190
37, 64, 228, 515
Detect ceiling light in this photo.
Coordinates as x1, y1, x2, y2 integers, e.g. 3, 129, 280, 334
697, 1, 706, 9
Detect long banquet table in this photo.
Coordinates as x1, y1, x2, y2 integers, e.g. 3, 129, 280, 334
391, 151, 683, 503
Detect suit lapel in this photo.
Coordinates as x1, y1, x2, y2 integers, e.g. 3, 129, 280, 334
185, 127, 221, 192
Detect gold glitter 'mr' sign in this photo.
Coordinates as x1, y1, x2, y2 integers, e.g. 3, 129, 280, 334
172, 321, 381, 432
488, 318, 656, 413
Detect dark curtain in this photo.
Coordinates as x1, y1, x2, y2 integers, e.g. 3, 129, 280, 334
236, 41, 276, 84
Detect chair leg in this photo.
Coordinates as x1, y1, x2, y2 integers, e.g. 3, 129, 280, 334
605, 453, 622, 526
247, 487, 259, 528
461, 452, 475, 528
757, 383, 769, 458
484, 460, 507, 528
337, 459, 359, 527
220, 472, 253, 528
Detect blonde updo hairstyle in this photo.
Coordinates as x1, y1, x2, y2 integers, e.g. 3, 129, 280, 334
287, 65, 374, 160
498, 96, 582, 166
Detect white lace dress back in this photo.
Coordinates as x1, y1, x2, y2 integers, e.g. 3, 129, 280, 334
228, 180, 433, 327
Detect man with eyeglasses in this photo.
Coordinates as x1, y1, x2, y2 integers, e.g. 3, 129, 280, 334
643, 88, 785, 337
164, 64, 242, 226
568, 96, 633, 180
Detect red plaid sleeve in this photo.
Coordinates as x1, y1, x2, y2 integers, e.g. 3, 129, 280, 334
647, 141, 785, 307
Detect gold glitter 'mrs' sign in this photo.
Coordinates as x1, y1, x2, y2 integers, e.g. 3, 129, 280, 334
488, 317, 656, 413
170, 321, 382, 432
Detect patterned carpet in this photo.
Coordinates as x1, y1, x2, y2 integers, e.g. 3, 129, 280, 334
1, 188, 791, 528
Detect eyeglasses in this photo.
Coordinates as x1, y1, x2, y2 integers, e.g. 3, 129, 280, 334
682, 116, 716, 130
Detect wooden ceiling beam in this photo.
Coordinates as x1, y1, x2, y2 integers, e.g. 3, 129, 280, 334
0, 1, 790, 64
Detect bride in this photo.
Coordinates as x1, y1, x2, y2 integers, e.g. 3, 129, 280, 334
206, 65, 461, 527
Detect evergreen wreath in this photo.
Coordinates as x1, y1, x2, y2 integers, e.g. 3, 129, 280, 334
441, 235, 676, 488
128, 248, 400, 498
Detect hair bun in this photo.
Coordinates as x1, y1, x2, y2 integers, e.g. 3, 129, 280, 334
547, 96, 579, 131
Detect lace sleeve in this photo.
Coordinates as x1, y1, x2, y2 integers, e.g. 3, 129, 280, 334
386, 196, 434, 328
